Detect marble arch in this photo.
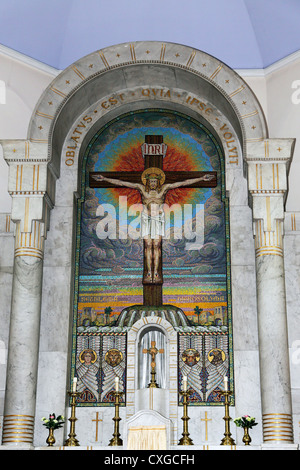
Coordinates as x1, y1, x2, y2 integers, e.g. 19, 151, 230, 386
27, 41, 268, 179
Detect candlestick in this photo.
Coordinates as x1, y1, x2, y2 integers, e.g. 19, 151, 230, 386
178, 390, 193, 446
65, 390, 80, 447
220, 389, 236, 446
108, 391, 124, 446
224, 376, 228, 391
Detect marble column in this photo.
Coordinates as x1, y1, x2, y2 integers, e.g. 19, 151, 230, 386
246, 139, 295, 444
1, 141, 55, 446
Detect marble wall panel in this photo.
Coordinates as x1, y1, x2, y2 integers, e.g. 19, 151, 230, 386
226, 168, 248, 205
43, 206, 74, 268
39, 266, 72, 353
34, 350, 69, 447
284, 234, 300, 344
231, 265, 259, 351
35, 400, 125, 448
291, 394, 300, 443
66, 406, 125, 448
54, 165, 78, 208
233, 350, 262, 445
290, 351, 300, 388
0, 269, 13, 400
284, 231, 300, 423
229, 206, 256, 268
0, 235, 14, 269
182, 406, 236, 446
0, 269, 13, 337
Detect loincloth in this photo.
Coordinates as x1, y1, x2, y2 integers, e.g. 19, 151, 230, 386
141, 211, 165, 239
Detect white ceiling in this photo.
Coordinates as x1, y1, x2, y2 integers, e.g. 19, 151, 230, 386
0, 0, 300, 71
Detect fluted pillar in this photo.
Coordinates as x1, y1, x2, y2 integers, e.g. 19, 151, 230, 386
246, 139, 295, 444
1, 141, 55, 447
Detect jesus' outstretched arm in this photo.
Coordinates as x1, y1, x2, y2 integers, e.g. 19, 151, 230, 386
92, 174, 143, 191
162, 173, 215, 192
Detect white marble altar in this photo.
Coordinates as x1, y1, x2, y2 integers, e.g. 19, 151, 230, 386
124, 410, 173, 450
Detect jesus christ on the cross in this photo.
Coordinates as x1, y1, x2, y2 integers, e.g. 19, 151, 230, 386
93, 168, 214, 284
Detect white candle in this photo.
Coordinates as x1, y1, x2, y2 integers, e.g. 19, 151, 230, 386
183, 376, 187, 392
224, 376, 228, 391
115, 376, 119, 392
72, 377, 77, 392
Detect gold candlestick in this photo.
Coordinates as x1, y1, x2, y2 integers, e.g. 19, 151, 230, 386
65, 391, 80, 447
178, 390, 193, 446
108, 391, 124, 446
149, 365, 159, 388
220, 390, 236, 446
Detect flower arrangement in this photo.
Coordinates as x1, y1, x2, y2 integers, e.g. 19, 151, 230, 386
234, 415, 258, 429
41, 413, 65, 430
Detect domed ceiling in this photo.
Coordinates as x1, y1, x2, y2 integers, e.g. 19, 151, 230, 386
0, 0, 300, 70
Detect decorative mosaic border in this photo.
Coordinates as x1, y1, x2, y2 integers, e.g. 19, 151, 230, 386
70, 108, 234, 406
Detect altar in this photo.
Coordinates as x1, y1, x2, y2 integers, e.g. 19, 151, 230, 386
20, 313, 296, 451
0, 40, 299, 452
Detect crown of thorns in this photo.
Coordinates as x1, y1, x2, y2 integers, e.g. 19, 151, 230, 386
141, 167, 166, 185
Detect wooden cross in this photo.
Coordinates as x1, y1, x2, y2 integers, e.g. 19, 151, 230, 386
89, 135, 217, 307
142, 340, 164, 388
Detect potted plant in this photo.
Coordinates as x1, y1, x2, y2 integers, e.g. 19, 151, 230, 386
41, 413, 65, 446
233, 415, 258, 445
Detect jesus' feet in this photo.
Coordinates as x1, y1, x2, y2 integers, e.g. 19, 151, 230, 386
143, 271, 153, 284
153, 271, 162, 283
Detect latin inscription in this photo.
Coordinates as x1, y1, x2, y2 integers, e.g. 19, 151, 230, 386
64, 88, 239, 166
219, 123, 239, 165
65, 115, 93, 166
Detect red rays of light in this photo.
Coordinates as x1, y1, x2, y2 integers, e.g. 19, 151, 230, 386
110, 143, 197, 206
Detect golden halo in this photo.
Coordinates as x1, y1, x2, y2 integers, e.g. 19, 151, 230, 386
105, 349, 123, 367
207, 348, 226, 364
141, 167, 166, 186
182, 348, 200, 366
79, 348, 97, 364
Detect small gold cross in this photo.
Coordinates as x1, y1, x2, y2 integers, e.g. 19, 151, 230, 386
143, 341, 164, 388
201, 411, 212, 441
92, 411, 102, 442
